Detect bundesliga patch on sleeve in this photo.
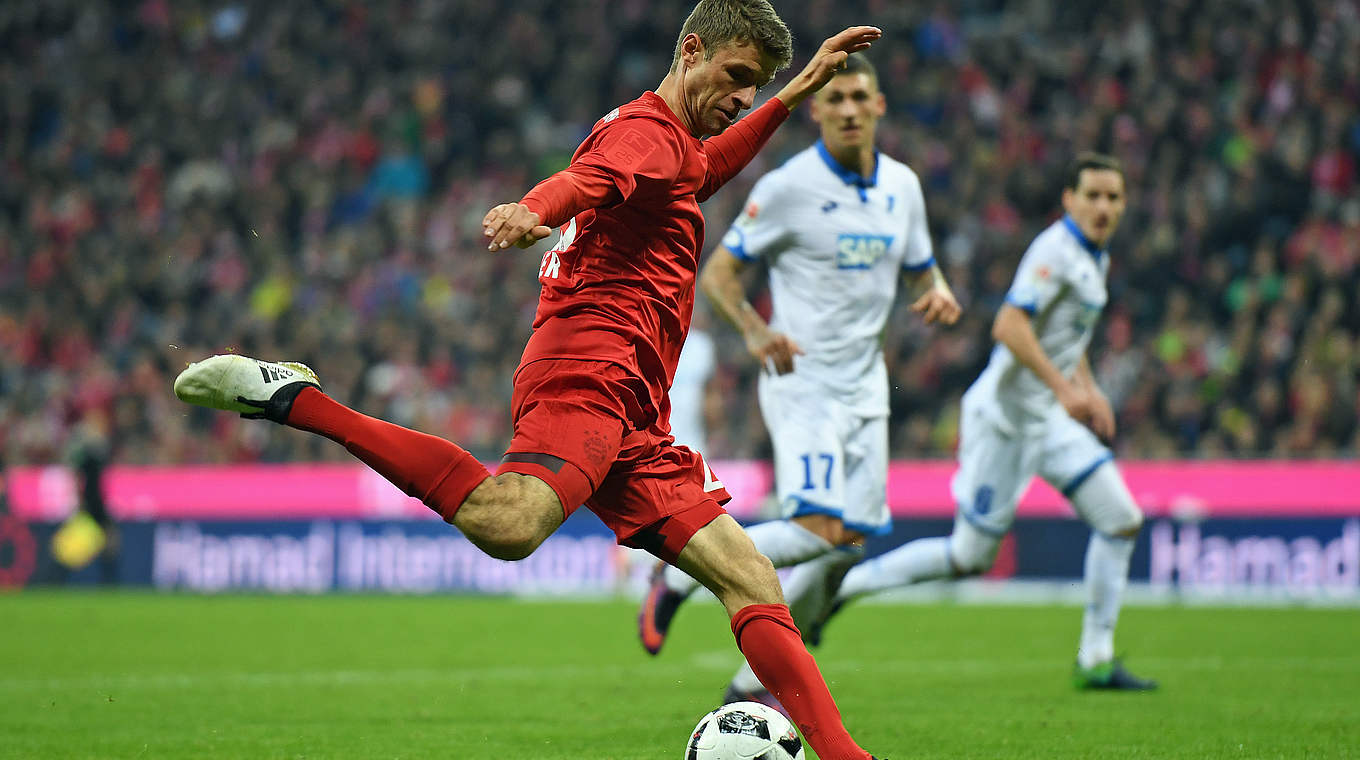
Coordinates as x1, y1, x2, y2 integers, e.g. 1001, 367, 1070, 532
605, 128, 659, 167
733, 201, 761, 231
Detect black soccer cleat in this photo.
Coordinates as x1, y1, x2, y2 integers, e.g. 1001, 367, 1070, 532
1073, 658, 1158, 690
638, 562, 689, 655
804, 597, 848, 647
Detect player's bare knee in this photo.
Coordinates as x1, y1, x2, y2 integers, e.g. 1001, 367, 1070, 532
792, 514, 861, 547
472, 520, 545, 561
455, 473, 559, 560
792, 513, 839, 545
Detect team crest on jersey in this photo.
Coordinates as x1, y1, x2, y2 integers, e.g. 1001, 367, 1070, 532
835, 233, 894, 269
582, 428, 609, 465
744, 201, 760, 219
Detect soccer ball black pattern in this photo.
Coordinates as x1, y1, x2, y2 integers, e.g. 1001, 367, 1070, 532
685, 701, 805, 760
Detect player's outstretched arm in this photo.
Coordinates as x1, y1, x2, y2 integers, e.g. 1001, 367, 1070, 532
905, 263, 961, 325
775, 26, 882, 111
700, 245, 803, 374
992, 304, 1097, 426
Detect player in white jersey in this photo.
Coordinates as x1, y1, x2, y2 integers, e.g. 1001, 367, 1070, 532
638, 54, 962, 710
669, 320, 717, 454
824, 153, 1157, 690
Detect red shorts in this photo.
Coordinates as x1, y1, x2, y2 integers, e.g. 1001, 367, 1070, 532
497, 357, 731, 563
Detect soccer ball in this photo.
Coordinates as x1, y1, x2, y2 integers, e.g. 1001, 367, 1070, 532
684, 701, 804, 760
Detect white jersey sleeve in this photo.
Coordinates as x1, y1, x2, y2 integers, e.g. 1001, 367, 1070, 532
900, 172, 935, 273
720, 172, 794, 262
1004, 234, 1070, 315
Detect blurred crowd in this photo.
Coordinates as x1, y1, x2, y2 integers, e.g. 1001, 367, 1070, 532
1, 0, 1357, 468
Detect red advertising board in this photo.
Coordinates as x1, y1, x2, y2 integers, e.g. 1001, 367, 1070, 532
7, 460, 1358, 521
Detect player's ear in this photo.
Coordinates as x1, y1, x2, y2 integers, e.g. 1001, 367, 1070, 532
1061, 187, 1074, 212
874, 91, 886, 117
680, 33, 704, 68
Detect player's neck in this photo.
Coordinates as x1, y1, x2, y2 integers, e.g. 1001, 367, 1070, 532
827, 142, 876, 179
655, 73, 701, 138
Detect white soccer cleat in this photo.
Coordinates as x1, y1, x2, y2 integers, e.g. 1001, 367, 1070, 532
173, 354, 320, 420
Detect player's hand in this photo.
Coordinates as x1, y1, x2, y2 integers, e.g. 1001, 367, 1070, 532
746, 327, 804, 375
910, 286, 961, 325
1088, 389, 1117, 443
776, 26, 882, 109
483, 203, 552, 251
1056, 382, 1098, 429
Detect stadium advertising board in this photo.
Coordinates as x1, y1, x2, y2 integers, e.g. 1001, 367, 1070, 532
5, 461, 1357, 595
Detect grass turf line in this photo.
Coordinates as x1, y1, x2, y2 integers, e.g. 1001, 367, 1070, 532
1, 592, 1357, 759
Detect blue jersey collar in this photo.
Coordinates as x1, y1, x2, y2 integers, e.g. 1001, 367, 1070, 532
1062, 215, 1106, 260
815, 140, 878, 201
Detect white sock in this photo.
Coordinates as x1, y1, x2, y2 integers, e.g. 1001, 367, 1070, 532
1077, 532, 1134, 669
835, 536, 953, 601
729, 660, 764, 693
728, 547, 862, 694
783, 546, 863, 632
663, 519, 833, 596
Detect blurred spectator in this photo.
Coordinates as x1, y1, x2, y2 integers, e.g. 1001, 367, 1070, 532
1, 0, 1358, 466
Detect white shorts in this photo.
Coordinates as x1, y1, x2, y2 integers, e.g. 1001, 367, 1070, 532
758, 373, 890, 536
950, 393, 1113, 537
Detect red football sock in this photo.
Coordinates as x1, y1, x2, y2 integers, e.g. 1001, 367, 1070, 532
730, 604, 871, 760
285, 387, 489, 522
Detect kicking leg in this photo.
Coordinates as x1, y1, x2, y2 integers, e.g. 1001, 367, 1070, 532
725, 543, 864, 711
675, 514, 873, 760
173, 355, 564, 560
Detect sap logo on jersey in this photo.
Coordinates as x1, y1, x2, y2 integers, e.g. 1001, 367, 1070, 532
835, 234, 893, 269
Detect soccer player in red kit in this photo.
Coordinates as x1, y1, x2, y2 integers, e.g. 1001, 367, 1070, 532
174, 2, 883, 758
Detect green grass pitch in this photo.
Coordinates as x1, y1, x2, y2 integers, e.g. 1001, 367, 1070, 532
2, 592, 1356, 759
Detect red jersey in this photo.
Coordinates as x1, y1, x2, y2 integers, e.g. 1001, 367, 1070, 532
518, 91, 789, 429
